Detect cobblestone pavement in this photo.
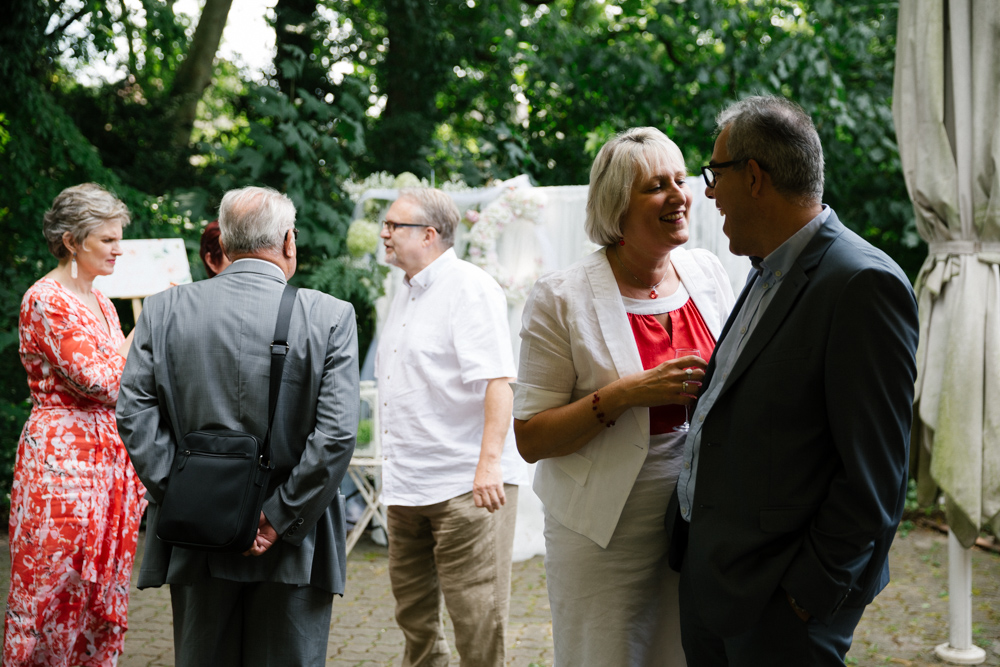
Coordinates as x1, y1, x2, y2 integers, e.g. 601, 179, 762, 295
1, 525, 998, 666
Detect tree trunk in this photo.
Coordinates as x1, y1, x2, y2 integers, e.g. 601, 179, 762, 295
169, 0, 234, 150
368, 0, 449, 176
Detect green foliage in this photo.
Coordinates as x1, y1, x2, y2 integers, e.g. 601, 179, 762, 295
336, 0, 539, 181
357, 418, 373, 445
330, 0, 920, 280
0, 1, 378, 523
203, 72, 381, 351
500, 0, 923, 277
60, 77, 184, 194
303, 255, 388, 358
0, 398, 30, 511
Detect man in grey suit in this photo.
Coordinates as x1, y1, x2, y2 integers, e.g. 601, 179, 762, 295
666, 96, 919, 665
117, 186, 359, 666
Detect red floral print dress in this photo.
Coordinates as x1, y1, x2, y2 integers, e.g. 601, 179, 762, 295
4, 278, 147, 667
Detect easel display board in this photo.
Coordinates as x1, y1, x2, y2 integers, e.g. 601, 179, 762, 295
93, 238, 192, 318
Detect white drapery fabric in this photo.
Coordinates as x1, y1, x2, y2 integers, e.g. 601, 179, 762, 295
894, 0, 1000, 548
363, 175, 750, 562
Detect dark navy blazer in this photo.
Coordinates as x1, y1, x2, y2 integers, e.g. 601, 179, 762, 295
666, 210, 919, 637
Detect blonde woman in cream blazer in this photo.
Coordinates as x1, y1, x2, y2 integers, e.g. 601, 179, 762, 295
513, 128, 735, 667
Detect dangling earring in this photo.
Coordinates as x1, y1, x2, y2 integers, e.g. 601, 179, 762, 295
70, 252, 78, 279
618, 238, 625, 246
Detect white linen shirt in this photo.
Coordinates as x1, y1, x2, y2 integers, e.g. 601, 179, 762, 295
376, 248, 526, 507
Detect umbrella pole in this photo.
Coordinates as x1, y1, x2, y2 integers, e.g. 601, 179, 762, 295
933, 529, 986, 664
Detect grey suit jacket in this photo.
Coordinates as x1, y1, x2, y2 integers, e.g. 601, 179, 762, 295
117, 260, 359, 594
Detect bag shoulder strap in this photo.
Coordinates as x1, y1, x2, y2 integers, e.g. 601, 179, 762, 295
262, 283, 298, 465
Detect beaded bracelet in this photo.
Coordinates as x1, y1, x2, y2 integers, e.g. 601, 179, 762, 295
592, 391, 616, 428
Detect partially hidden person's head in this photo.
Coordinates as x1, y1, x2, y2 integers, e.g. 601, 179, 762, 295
585, 127, 689, 248
218, 186, 297, 277
42, 183, 131, 278
199, 220, 231, 277
706, 95, 824, 257
380, 188, 459, 280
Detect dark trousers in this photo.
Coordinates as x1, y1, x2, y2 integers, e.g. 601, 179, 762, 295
170, 578, 334, 667
678, 557, 866, 666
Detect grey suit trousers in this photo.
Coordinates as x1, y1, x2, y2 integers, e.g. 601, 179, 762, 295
170, 578, 334, 667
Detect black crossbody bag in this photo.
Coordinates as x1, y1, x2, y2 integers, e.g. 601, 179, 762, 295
156, 284, 298, 553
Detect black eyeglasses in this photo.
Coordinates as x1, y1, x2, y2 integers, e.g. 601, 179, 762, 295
701, 159, 748, 189
287, 228, 299, 240
383, 220, 431, 233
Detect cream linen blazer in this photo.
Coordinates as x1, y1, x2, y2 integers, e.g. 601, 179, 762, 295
513, 246, 736, 548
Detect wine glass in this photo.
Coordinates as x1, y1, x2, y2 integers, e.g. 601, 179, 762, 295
673, 348, 701, 432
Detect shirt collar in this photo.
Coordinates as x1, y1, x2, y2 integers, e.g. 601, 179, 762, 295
752, 205, 831, 276
406, 247, 457, 289
230, 257, 287, 281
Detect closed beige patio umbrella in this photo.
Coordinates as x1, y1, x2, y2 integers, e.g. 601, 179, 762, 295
893, 0, 1000, 663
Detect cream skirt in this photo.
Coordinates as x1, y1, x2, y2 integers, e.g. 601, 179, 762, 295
543, 476, 686, 667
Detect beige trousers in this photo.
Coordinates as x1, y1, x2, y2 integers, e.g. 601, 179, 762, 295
387, 485, 518, 667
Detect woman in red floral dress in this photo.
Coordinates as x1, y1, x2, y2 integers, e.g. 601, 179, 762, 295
4, 184, 147, 666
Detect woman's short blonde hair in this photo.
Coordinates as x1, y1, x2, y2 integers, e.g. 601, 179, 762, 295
584, 127, 685, 246
42, 183, 131, 260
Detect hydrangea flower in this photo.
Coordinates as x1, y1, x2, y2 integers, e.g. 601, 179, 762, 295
394, 172, 424, 189
347, 219, 381, 257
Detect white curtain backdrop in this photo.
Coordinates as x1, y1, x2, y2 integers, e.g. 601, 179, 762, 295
363, 176, 750, 561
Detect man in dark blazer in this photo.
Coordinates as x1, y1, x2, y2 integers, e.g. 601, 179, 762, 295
666, 96, 919, 665
117, 186, 359, 666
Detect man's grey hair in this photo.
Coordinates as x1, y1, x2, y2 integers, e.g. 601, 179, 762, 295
716, 95, 824, 204
42, 183, 131, 260
396, 188, 459, 248
218, 186, 297, 255
585, 127, 685, 246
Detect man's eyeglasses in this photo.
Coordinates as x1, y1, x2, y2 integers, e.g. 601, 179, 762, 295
701, 159, 749, 189
383, 220, 430, 233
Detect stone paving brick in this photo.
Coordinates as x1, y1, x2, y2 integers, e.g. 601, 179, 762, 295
4, 526, 997, 666
97, 532, 554, 665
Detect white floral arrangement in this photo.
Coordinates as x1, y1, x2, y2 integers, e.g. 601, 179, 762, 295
343, 171, 476, 219
346, 219, 381, 257
341, 172, 545, 302
342, 171, 473, 202
466, 188, 546, 304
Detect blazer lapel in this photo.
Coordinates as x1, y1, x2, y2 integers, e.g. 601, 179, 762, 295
584, 249, 648, 445
584, 249, 644, 379
717, 213, 847, 396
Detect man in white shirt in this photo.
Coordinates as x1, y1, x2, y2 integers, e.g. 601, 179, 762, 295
375, 188, 526, 667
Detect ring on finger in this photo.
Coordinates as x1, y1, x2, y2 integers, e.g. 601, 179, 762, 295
682, 381, 690, 393
685, 368, 694, 377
